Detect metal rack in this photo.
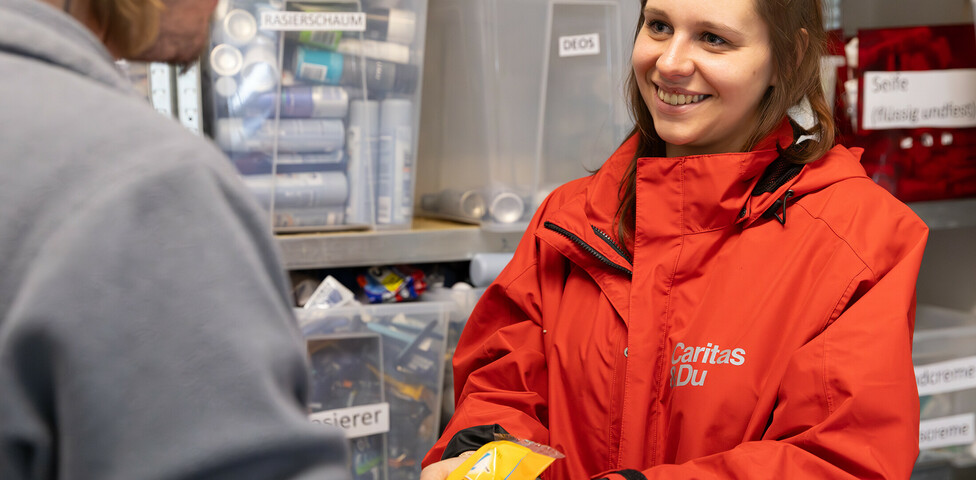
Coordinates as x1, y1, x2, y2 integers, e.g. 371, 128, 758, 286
277, 217, 524, 269
276, 198, 976, 269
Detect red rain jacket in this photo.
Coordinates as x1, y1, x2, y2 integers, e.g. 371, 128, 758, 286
425, 122, 929, 479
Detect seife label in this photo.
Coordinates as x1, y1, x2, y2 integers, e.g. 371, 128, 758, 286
309, 402, 389, 438
558, 33, 600, 57
919, 413, 975, 450
861, 69, 976, 130
916, 355, 976, 396
261, 11, 366, 32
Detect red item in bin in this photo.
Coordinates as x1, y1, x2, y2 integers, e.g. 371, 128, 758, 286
852, 24, 976, 202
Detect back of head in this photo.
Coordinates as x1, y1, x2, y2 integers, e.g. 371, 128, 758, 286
90, 0, 165, 58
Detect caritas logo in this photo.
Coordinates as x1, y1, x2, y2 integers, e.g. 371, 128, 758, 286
670, 341, 746, 387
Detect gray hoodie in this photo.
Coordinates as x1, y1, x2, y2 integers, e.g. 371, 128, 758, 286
0, 0, 350, 478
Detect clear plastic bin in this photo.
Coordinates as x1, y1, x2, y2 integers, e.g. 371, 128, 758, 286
913, 304, 976, 465
415, 0, 637, 230
297, 301, 451, 480
203, 0, 429, 232
421, 286, 487, 432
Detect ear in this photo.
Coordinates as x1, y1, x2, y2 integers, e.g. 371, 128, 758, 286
773, 27, 809, 88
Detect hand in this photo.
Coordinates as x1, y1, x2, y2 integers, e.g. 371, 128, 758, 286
419, 451, 476, 480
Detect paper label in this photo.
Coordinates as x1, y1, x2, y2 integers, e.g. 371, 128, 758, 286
261, 12, 366, 32
558, 33, 601, 57
862, 69, 976, 130
919, 413, 976, 450
309, 403, 389, 438
916, 355, 976, 396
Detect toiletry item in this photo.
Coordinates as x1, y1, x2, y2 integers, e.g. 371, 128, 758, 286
376, 98, 413, 224
346, 99, 379, 225
216, 117, 345, 153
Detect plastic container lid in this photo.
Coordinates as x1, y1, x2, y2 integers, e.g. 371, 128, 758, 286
209, 43, 243, 76
214, 76, 238, 97
221, 9, 258, 46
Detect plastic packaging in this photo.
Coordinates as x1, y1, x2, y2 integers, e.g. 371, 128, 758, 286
446, 437, 563, 480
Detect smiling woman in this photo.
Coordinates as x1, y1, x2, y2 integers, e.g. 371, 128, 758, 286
421, 0, 929, 478
633, 0, 777, 157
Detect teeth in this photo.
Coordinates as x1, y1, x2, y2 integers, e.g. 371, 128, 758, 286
657, 88, 705, 106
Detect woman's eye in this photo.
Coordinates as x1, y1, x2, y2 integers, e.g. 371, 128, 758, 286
702, 32, 727, 46
646, 20, 672, 35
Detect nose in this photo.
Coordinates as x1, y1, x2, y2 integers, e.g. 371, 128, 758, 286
657, 37, 695, 79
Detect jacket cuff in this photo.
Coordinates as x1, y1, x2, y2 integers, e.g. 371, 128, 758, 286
595, 469, 647, 480
441, 424, 510, 460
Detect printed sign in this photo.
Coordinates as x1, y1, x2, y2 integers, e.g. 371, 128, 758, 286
309, 402, 389, 438
862, 69, 976, 130
919, 413, 976, 450
260, 11, 366, 32
558, 33, 601, 57
916, 355, 976, 396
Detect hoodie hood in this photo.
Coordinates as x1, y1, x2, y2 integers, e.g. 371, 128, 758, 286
0, 0, 131, 92
538, 119, 871, 272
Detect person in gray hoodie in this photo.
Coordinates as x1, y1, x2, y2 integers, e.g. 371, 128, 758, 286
0, 0, 351, 478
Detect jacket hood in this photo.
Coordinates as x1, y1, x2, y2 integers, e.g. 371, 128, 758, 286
0, 0, 131, 92
539, 119, 871, 269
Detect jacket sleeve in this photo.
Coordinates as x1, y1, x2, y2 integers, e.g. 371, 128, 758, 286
0, 150, 350, 480
422, 201, 558, 467
601, 216, 929, 480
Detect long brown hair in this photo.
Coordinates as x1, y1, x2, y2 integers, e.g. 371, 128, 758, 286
614, 0, 836, 248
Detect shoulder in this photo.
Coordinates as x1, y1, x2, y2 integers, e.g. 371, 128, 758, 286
794, 146, 929, 277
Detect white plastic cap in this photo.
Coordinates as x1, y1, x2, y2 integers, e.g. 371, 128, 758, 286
209, 44, 243, 76
386, 9, 417, 45
221, 9, 258, 46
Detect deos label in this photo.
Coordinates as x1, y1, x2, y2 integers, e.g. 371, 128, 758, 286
559, 33, 601, 57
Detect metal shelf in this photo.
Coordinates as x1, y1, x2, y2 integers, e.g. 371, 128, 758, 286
277, 217, 524, 270
909, 198, 976, 231
276, 198, 975, 269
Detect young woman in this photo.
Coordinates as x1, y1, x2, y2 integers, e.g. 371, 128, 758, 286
421, 0, 929, 478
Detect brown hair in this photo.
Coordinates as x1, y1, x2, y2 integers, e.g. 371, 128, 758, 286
90, 0, 166, 58
614, 0, 836, 249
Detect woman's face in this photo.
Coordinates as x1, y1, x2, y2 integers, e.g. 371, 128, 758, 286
632, 0, 776, 157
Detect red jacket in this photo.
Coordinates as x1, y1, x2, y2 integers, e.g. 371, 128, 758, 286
425, 122, 929, 479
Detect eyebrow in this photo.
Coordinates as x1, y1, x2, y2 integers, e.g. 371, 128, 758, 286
643, 7, 746, 38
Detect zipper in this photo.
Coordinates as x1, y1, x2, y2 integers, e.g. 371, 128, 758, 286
592, 226, 633, 265
544, 221, 632, 276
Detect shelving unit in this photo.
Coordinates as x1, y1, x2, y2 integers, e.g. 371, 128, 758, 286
909, 198, 976, 231
276, 198, 975, 270
277, 217, 523, 269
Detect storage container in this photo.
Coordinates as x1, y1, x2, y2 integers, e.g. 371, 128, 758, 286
416, 0, 637, 229
297, 301, 451, 479
203, 0, 429, 232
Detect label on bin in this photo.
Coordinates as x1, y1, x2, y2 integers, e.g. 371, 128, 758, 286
862, 69, 976, 130
558, 33, 600, 57
260, 11, 366, 32
915, 355, 976, 396
309, 402, 389, 438
919, 413, 975, 450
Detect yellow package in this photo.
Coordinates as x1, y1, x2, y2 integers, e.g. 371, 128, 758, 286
446, 439, 563, 480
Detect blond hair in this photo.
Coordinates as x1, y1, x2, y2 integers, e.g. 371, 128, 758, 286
90, 0, 166, 57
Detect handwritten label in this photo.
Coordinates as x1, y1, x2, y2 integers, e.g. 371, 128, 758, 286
916, 355, 976, 396
558, 33, 601, 57
260, 11, 366, 32
309, 402, 389, 438
919, 413, 975, 450
862, 69, 976, 130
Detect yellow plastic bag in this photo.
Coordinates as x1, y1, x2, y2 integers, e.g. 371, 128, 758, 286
446, 438, 563, 480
